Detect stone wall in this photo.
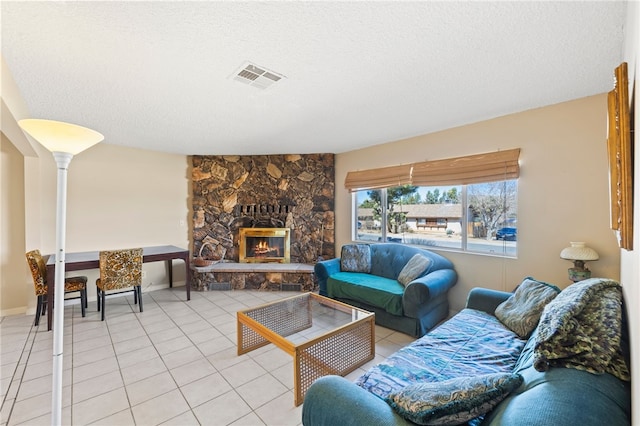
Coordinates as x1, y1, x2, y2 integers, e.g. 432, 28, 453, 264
191, 154, 335, 264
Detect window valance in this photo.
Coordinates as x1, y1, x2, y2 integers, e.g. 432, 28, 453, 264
344, 149, 520, 191
344, 163, 413, 192
411, 148, 520, 186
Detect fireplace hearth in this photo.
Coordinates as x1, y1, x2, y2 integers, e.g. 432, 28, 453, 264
239, 227, 291, 263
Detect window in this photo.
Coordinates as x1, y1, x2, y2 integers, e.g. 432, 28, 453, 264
354, 181, 517, 256
349, 149, 520, 257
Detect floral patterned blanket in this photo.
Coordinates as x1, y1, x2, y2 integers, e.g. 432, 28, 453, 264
356, 308, 526, 400
533, 278, 630, 381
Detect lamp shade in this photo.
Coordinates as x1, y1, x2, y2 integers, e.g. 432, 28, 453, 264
560, 242, 599, 261
18, 119, 104, 155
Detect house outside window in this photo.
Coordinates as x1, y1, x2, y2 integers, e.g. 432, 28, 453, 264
354, 180, 517, 257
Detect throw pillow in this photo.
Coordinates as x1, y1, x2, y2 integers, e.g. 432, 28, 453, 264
386, 373, 523, 426
495, 277, 561, 338
340, 244, 372, 273
397, 253, 432, 286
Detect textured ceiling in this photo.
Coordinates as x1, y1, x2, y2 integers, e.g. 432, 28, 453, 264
1, 1, 627, 155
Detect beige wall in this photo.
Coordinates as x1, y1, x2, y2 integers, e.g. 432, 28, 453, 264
1, 133, 190, 315
336, 94, 620, 312
35, 143, 190, 253
31, 142, 191, 307
1, 133, 28, 315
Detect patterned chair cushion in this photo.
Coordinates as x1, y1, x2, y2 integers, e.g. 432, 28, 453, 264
386, 372, 523, 425
97, 248, 143, 290
26, 249, 87, 295
340, 244, 372, 273
26, 250, 47, 296
495, 277, 560, 338
64, 276, 88, 291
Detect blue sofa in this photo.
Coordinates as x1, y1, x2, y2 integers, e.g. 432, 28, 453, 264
302, 281, 631, 426
314, 243, 457, 337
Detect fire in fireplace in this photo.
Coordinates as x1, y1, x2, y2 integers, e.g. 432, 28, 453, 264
239, 227, 291, 263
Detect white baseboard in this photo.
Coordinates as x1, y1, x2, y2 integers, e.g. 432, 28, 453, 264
0, 306, 28, 317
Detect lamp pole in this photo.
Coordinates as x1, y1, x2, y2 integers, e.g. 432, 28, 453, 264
18, 119, 103, 425
50, 152, 72, 425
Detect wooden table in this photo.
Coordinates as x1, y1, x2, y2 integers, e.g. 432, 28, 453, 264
45, 245, 191, 331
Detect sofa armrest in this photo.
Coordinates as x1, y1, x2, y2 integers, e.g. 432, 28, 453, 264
314, 258, 341, 296
465, 287, 512, 314
403, 269, 457, 318
302, 376, 411, 426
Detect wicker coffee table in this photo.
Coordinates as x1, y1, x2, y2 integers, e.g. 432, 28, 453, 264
237, 292, 375, 406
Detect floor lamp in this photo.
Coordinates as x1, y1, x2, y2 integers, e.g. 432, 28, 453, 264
18, 119, 103, 425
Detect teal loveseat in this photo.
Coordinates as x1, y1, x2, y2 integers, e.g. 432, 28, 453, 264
314, 243, 457, 337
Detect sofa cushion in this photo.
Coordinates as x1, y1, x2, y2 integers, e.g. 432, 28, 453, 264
397, 254, 432, 286
386, 372, 523, 425
340, 244, 372, 273
483, 329, 631, 426
495, 277, 560, 338
327, 272, 404, 315
357, 309, 525, 400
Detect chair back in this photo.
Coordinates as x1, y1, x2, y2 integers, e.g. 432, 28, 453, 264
25, 249, 47, 296
99, 248, 143, 291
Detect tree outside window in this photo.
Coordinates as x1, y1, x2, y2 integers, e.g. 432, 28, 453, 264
367, 185, 418, 233
468, 181, 517, 240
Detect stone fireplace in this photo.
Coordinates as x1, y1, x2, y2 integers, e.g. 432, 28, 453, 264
190, 154, 335, 291
239, 227, 290, 263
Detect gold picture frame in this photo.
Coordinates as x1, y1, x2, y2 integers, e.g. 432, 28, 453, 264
607, 62, 633, 250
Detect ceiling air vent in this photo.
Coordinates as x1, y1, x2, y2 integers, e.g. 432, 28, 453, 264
232, 62, 285, 90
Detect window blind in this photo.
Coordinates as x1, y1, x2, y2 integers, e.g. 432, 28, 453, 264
344, 163, 412, 192
411, 149, 520, 186
344, 149, 520, 191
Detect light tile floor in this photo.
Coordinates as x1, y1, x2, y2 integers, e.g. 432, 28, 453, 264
0, 288, 414, 426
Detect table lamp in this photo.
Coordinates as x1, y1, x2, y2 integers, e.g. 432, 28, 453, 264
18, 119, 103, 426
560, 242, 599, 282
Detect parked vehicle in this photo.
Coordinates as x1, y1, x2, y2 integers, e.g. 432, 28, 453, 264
496, 227, 517, 241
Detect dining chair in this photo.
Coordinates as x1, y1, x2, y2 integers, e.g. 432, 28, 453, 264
96, 248, 143, 321
25, 249, 87, 326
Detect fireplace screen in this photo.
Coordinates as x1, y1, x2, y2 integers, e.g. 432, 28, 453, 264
239, 227, 291, 263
